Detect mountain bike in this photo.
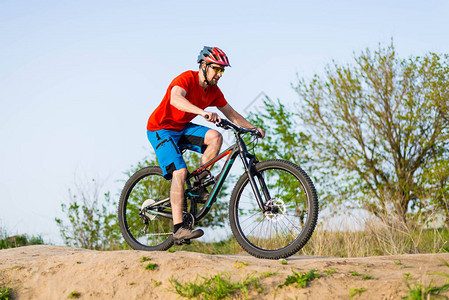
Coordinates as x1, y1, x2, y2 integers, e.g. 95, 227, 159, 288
118, 119, 319, 259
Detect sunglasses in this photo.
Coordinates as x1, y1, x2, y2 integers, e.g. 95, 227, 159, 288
210, 65, 225, 74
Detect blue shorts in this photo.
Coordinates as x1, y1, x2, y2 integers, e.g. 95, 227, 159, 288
147, 123, 210, 180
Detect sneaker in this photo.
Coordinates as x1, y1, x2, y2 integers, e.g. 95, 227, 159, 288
173, 226, 204, 241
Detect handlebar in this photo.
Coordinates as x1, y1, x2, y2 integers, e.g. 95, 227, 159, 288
215, 119, 262, 138
204, 114, 261, 137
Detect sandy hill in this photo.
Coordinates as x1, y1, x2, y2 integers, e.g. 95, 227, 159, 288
0, 245, 448, 299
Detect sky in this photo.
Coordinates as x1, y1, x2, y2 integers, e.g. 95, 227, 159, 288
1, 0, 448, 244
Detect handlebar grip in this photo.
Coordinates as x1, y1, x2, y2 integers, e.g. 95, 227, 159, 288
254, 130, 263, 138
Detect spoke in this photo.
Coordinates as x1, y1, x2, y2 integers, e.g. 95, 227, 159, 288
273, 219, 291, 247
280, 217, 300, 243
239, 210, 262, 226
282, 214, 303, 234
275, 220, 282, 248
258, 217, 267, 248
240, 192, 257, 204
245, 214, 266, 237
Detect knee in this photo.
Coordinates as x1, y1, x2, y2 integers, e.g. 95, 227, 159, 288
172, 168, 187, 183
205, 130, 223, 146
214, 131, 223, 145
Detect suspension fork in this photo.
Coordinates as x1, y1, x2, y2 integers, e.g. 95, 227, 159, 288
249, 155, 272, 204
239, 151, 272, 212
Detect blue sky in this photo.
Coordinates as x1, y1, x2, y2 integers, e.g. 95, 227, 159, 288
1, 0, 448, 243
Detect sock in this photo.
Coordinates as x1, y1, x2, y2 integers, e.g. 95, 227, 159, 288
173, 223, 183, 233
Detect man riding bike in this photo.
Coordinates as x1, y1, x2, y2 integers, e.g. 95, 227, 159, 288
146, 46, 265, 243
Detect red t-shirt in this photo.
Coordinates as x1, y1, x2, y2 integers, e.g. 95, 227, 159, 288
147, 71, 228, 131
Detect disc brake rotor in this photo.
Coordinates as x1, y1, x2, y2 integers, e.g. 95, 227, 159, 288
264, 198, 286, 222
141, 199, 157, 221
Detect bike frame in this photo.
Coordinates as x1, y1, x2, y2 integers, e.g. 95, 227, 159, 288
144, 126, 272, 224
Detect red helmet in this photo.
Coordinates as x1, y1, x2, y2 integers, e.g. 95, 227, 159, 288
197, 46, 231, 67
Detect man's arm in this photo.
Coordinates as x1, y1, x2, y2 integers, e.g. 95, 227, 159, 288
170, 86, 220, 123
218, 103, 265, 138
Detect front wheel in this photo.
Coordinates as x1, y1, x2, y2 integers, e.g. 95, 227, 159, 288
229, 159, 318, 259
118, 166, 174, 251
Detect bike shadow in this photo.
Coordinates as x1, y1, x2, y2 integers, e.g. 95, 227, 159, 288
215, 254, 328, 260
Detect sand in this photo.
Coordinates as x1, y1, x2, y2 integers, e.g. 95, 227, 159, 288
0, 245, 448, 299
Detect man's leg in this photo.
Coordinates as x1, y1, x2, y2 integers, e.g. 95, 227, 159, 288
201, 129, 223, 168
147, 129, 203, 240
170, 168, 187, 226
171, 167, 204, 241
192, 129, 223, 203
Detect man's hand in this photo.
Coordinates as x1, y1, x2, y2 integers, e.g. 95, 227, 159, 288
203, 111, 221, 123
255, 128, 265, 138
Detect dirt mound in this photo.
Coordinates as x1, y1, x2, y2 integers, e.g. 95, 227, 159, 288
0, 245, 448, 299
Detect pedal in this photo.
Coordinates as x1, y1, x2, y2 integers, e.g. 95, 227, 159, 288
174, 239, 191, 245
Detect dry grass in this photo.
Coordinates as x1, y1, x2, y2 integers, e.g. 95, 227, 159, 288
170, 216, 448, 258
299, 216, 448, 257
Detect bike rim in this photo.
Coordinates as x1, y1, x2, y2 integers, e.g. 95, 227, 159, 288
124, 171, 173, 247
235, 166, 310, 251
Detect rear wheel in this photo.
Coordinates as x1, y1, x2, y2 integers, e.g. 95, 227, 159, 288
229, 159, 318, 259
118, 166, 173, 251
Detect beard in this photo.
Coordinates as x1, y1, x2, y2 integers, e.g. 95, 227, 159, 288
208, 76, 219, 86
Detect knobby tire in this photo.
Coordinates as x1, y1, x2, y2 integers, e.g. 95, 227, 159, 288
229, 159, 318, 259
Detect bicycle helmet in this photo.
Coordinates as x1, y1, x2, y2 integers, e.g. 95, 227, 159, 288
197, 46, 231, 67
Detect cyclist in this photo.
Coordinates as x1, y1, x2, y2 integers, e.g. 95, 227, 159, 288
146, 46, 265, 243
